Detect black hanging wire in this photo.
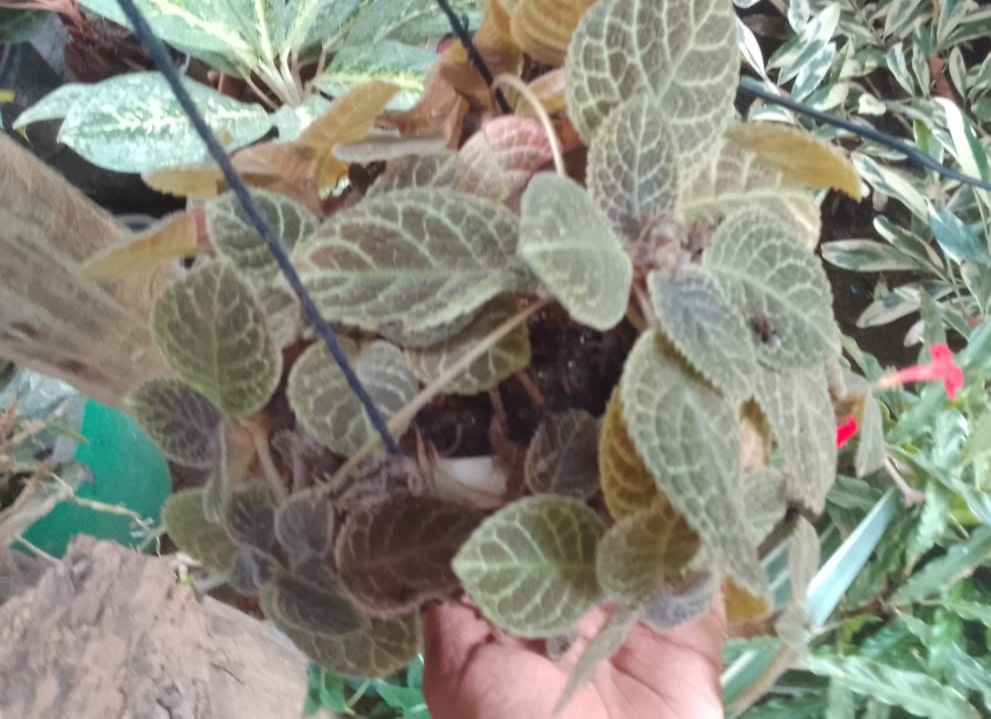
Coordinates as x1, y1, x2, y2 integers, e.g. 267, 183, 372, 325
113, 0, 401, 455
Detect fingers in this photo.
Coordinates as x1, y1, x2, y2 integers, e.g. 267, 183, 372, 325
421, 603, 490, 719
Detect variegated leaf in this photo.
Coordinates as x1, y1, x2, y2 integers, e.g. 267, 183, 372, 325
454, 116, 554, 203
648, 266, 757, 402
753, 364, 836, 513
564, 0, 737, 165
162, 488, 237, 573
599, 389, 658, 520
13, 83, 89, 130
702, 208, 839, 369
335, 495, 486, 616
274, 487, 334, 559
519, 173, 632, 331
151, 260, 282, 417
365, 152, 458, 197
292, 188, 529, 347
405, 297, 531, 395
128, 379, 221, 468
312, 41, 436, 112
453, 496, 606, 637
587, 94, 679, 259
677, 138, 821, 249
510, 0, 596, 67
525, 409, 600, 500
287, 338, 418, 457
207, 189, 318, 281
620, 331, 765, 592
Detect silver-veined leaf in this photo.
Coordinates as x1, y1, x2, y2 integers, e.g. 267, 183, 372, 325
599, 389, 659, 520
128, 379, 221, 468
619, 331, 765, 591
452, 495, 606, 637
743, 467, 787, 544
274, 487, 335, 559
365, 152, 458, 197
262, 574, 368, 636
335, 495, 486, 616
223, 481, 278, 550
312, 41, 436, 111
162, 488, 238, 573
405, 297, 531, 395
454, 115, 554, 203
524, 409, 600, 500
152, 260, 282, 417
287, 339, 418, 457
564, 0, 737, 164
586, 94, 678, 258
57, 72, 271, 173
207, 189, 319, 281
643, 572, 717, 629
292, 188, 529, 347
519, 173, 632, 331
648, 266, 757, 403
753, 364, 836, 513
12, 83, 89, 130
702, 208, 839, 368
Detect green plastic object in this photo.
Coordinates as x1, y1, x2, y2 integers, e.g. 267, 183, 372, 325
22, 400, 172, 557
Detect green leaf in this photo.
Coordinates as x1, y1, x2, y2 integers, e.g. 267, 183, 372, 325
152, 260, 282, 417
272, 95, 334, 141
586, 94, 678, 256
943, 644, 991, 714
288, 338, 417, 457
454, 116, 554, 204
13, 83, 90, 130
207, 189, 319, 281
342, 0, 483, 45
261, 592, 421, 679
855, 390, 886, 478
56, 72, 271, 173
554, 607, 638, 713
128, 379, 221, 468
743, 467, 787, 544
335, 495, 485, 616
404, 297, 531, 395
366, 152, 458, 197
224, 481, 277, 550
822, 240, 927, 272
619, 331, 765, 591
263, 574, 368, 636
753, 364, 836, 514
162, 488, 238, 573
519, 173, 633, 331
564, 0, 737, 166
906, 482, 952, 564
642, 572, 716, 629
677, 138, 821, 249
892, 527, 991, 605
648, 266, 758, 403
929, 207, 990, 265
702, 208, 839, 368
228, 544, 282, 596
524, 409, 600, 500
825, 678, 856, 719
0, 8, 48, 43
258, 284, 303, 350
293, 188, 528, 347
596, 502, 700, 605
452, 496, 606, 637
312, 41, 436, 112
803, 653, 978, 718
330, 456, 429, 512
275, 488, 335, 558
789, 516, 820, 602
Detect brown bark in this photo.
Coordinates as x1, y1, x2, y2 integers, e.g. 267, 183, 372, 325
0, 135, 171, 407
0, 538, 310, 719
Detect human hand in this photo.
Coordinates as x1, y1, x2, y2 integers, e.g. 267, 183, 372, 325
422, 600, 727, 719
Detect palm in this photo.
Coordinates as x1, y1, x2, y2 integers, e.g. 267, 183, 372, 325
423, 603, 726, 719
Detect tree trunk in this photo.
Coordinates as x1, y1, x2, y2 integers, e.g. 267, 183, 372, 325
0, 538, 311, 718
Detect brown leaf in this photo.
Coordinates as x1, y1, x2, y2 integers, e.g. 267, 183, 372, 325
599, 388, 658, 520
142, 165, 225, 198
724, 577, 771, 623
335, 495, 486, 616
454, 115, 554, 202
524, 409, 599, 499
510, 0, 596, 67
513, 69, 567, 117
442, 0, 523, 109
381, 57, 468, 148
81, 211, 205, 280
724, 123, 861, 200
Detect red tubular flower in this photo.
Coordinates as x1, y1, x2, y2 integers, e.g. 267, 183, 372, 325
836, 414, 859, 448
880, 343, 964, 399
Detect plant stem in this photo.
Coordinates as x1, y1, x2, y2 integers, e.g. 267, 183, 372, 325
243, 417, 288, 504
492, 74, 566, 178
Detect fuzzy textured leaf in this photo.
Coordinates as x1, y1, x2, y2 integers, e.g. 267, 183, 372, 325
453, 496, 606, 637
228, 545, 281, 596
275, 488, 335, 559
152, 260, 282, 417
263, 574, 368, 636
725, 123, 860, 199
743, 467, 787, 543
586, 94, 678, 259
224, 482, 277, 550
293, 188, 528, 347
677, 138, 821, 249
288, 339, 417, 457
519, 173, 632, 331
454, 116, 554, 203
163, 488, 237, 573
128, 379, 221, 468
336, 495, 486, 616
564, 0, 737, 163
649, 267, 757, 402
524, 409, 600, 500
366, 152, 458, 197
643, 572, 716, 629
620, 331, 764, 591
405, 297, 531, 395
510, 0, 596, 67
855, 390, 887, 478
596, 501, 700, 605
703, 208, 839, 368
599, 389, 659, 520
207, 189, 318, 281
57, 73, 271, 173
753, 364, 836, 513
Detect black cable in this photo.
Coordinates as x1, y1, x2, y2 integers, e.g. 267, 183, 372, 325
738, 77, 991, 192
434, 0, 514, 114
113, 0, 401, 455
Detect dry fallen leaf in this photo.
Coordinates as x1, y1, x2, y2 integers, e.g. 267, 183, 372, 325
442, 0, 522, 109
81, 211, 206, 281
381, 60, 468, 148
142, 165, 225, 198
510, 0, 596, 67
